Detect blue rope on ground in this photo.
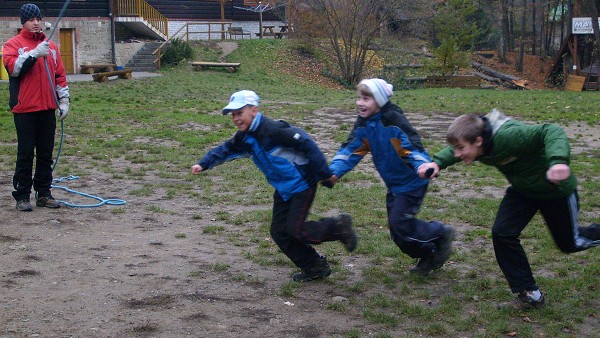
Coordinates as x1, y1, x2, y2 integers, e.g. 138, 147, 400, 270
52, 175, 126, 208
41, 0, 126, 208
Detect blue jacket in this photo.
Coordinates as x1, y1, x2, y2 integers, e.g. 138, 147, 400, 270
198, 113, 333, 201
330, 103, 430, 194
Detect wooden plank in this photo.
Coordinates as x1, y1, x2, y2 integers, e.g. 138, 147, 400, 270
191, 62, 240, 67
191, 62, 241, 73
424, 75, 480, 88
565, 74, 586, 91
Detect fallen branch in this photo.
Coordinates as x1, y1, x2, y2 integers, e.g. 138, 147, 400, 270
471, 61, 528, 89
472, 71, 520, 89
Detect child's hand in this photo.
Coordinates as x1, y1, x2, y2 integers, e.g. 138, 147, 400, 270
320, 175, 338, 188
191, 164, 204, 175
418, 163, 439, 179
546, 164, 570, 185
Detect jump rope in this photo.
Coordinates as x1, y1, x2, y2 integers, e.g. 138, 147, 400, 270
41, 0, 126, 208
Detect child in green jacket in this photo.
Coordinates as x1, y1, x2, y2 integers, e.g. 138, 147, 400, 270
419, 109, 599, 307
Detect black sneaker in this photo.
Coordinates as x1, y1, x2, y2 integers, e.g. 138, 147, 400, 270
36, 196, 61, 208
581, 223, 600, 241
517, 290, 545, 308
292, 256, 332, 282
430, 224, 456, 270
336, 213, 357, 252
409, 255, 435, 276
16, 199, 33, 212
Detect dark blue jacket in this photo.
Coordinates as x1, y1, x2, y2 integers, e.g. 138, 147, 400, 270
198, 113, 333, 201
330, 103, 430, 194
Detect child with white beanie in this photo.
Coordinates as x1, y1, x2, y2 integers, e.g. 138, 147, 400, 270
328, 78, 456, 275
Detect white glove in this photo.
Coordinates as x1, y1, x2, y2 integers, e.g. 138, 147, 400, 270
30, 41, 49, 58
58, 97, 69, 120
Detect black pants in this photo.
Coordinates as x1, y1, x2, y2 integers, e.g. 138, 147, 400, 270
270, 185, 343, 271
492, 187, 599, 293
12, 110, 56, 201
387, 185, 446, 258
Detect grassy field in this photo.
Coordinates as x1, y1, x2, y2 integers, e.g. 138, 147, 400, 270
1, 39, 599, 337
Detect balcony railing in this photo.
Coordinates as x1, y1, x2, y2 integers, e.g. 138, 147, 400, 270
113, 0, 168, 38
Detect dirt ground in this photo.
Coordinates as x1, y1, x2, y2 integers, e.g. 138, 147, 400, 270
1, 43, 599, 337
2, 105, 599, 337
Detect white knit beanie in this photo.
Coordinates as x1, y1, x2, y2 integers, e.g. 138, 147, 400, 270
359, 78, 394, 107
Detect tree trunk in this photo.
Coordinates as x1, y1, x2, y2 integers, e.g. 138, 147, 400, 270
532, 0, 537, 55
516, 0, 527, 72
500, 0, 510, 62
509, 0, 515, 50
588, 0, 600, 62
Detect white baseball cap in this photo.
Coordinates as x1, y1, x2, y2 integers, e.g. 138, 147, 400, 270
222, 90, 260, 115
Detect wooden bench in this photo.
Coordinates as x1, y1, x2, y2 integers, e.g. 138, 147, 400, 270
275, 32, 288, 39
228, 27, 251, 39
80, 63, 117, 74
92, 68, 133, 82
191, 62, 241, 73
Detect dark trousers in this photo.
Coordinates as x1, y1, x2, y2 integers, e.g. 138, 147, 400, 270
12, 110, 56, 201
387, 185, 446, 258
492, 187, 598, 293
270, 185, 343, 271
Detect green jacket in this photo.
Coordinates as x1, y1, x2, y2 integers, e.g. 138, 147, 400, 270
433, 110, 577, 200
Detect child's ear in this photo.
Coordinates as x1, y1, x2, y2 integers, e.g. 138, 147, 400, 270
474, 136, 484, 147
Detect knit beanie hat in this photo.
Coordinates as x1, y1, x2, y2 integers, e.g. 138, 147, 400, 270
359, 78, 394, 107
21, 4, 42, 25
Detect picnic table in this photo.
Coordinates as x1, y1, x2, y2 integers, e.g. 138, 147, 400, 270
256, 25, 277, 38
275, 25, 289, 39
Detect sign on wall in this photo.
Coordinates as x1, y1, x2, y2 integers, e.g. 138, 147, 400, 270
572, 17, 600, 34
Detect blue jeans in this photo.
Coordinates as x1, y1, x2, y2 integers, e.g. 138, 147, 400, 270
12, 110, 56, 201
387, 185, 446, 258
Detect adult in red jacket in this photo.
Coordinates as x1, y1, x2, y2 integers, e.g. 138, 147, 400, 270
2, 3, 70, 211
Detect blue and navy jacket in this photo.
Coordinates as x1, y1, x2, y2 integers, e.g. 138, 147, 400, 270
330, 103, 430, 194
198, 113, 333, 201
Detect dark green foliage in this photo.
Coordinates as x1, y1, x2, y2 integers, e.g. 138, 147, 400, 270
160, 38, 194, 66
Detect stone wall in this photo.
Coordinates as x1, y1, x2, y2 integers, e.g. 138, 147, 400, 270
1, 17, 114, 73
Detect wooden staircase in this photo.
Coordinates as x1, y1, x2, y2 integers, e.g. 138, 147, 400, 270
112, 0, 169, 40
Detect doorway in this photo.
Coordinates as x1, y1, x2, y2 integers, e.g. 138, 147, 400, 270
59, 29, 75, 74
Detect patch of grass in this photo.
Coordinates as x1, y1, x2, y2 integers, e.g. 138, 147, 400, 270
0, 39, 597, 337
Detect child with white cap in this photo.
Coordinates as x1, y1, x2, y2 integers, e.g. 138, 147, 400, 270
192, 90, 357, 282
329, 78, 455, 275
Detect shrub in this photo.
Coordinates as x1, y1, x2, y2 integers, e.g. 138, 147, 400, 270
160, 38, 194, 66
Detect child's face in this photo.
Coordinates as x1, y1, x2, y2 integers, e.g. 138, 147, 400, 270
230, 105, 258, 132
356, 92, 379, 119
452, 137, 484, 164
